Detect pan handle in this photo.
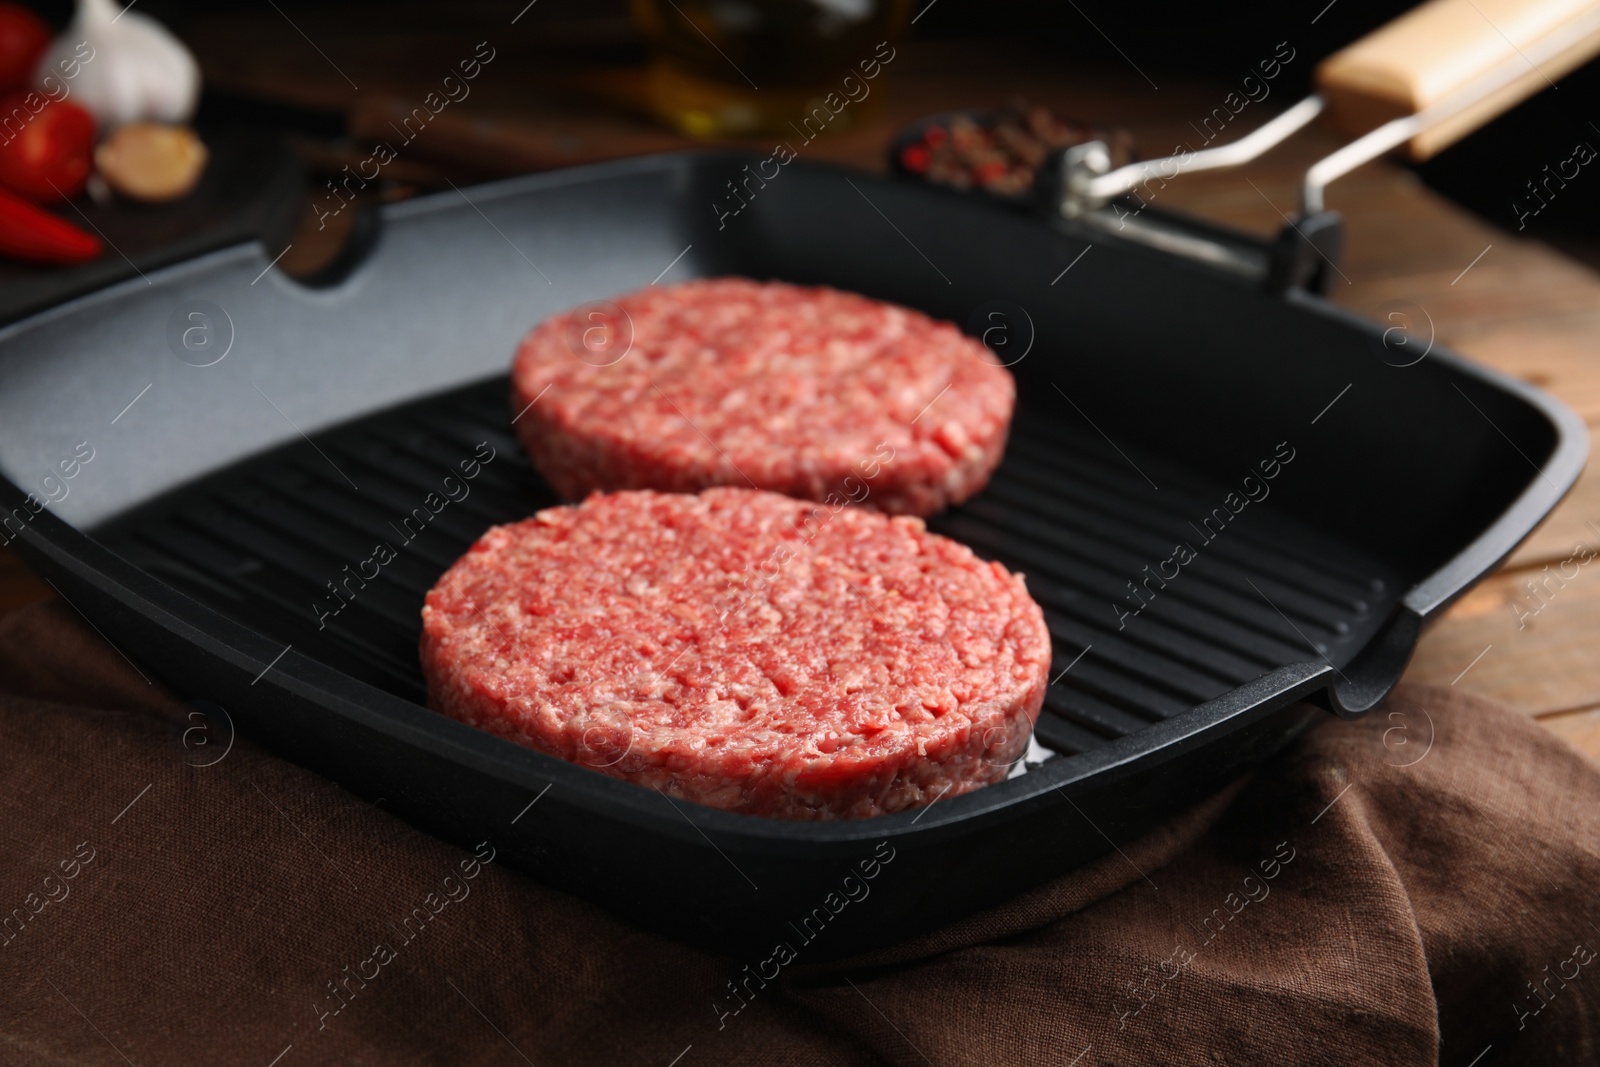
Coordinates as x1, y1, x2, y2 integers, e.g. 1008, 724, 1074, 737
1316, 0, 1600, 161
1057, 0, 1599, 287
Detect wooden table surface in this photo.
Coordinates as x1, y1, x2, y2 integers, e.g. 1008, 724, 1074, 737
3, 38, 1597, 759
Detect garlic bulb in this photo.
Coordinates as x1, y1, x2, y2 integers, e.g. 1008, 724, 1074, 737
35, 0, 201, 128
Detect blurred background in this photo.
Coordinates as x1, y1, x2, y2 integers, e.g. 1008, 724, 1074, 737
0, 0, 1595, 327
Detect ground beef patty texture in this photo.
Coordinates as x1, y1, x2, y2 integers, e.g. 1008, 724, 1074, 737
509, 277, 1016, 517
420, 488, 1051, 820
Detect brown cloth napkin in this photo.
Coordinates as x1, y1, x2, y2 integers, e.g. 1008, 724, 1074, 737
1, 599, 1597, 1067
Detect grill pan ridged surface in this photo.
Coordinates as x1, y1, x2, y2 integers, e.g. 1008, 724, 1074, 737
95, 376, 1400, 761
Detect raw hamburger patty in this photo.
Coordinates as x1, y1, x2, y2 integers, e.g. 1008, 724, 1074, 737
510, 278, 1016, 517
420, 488, 1051, 820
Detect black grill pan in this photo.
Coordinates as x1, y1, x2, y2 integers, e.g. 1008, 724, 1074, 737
0, 152, 1583, 954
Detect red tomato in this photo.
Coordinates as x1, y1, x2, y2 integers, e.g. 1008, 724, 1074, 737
0, 4, 49, 95
900, 143, 930, 174
0, 93, 95, 201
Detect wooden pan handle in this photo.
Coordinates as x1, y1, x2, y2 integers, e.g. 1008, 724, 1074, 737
1315, 0, 1600, 159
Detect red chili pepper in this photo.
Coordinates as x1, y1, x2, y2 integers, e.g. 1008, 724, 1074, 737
0, 93, 97, 201
900, 143, 931, 173
923, 125, 947, 148
0, 185, 102, 264
0, 4, 49, 95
